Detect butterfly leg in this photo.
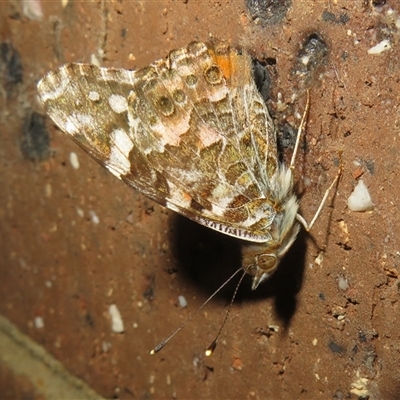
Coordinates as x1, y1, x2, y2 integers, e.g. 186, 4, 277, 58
290, 90, 310, 169
290, 90, 342, 232
296, 155, 342, 232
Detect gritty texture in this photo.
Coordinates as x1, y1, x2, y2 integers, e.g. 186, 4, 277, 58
0, 1, 400, 399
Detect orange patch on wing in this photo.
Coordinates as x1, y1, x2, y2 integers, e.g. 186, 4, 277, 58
209, 45, 233, 80
214, 53, 232, 80
182, 191, 192, 203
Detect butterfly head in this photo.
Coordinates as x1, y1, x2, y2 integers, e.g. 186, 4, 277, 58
242, 194, 300, 290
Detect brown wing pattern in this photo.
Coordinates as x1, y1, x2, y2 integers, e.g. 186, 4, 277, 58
37, 41, 279, 242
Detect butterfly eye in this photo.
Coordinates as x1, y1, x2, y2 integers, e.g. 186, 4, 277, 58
256, 253, 278, 273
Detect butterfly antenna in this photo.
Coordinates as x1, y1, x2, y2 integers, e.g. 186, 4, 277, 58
290, 89, 310, 169
205, 266, 250, 357
150, 266, 244, 355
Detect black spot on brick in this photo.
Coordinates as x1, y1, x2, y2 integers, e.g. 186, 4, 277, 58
277, 122, 297, 152
328, 340, 344, 354
292, 33, 328, 87
253, 60, 272, 102
322, 10, 349, 25
0, 42, 23, 96
246, 0, 291, 25
21, 112, 51, 161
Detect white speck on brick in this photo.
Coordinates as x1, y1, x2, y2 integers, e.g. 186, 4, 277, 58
109, 304, 124, 333
69, 152, 80, 170
34, 316, 44, 329
301, 55, 310, 66
268, 325, 279, 332
22, 0, 43, 20
368, 39, 391, 55
89, 210, 100, 224
90, 54, 101, 67
178, 295, 187, 308
338, 275, 349, 291
45, 183, 52, 198
347, 180, 374, 212
102, 341, 112, 352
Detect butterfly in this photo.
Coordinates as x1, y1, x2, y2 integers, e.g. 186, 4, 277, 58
37, 40, 339, 295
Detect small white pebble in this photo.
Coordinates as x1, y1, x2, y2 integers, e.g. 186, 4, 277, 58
102, 341, 112, 352
89, 210, 100, 224
45, 280, 52, 288
347, 180, 374, 212
368, 39, 391, 55
34, 316, 44, 329
76, 207, 84, 218
90, 53, 101, 67
44, 183, 52, 198
301, 55, 310, 66
178, 295, 187, 308
69, 152, 80, 170
338, 275, 349, 291
126, 212, 134, 224
22, 0, 43, 20
193, 356, 200, 368
109, 304, 124, 333
268, 324, 280, 332
314, 251, 324, 266
303, 176, 312, 187
350, 377, 370, 396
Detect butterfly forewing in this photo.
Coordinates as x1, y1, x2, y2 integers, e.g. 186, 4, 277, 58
37, 41, 280, 242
